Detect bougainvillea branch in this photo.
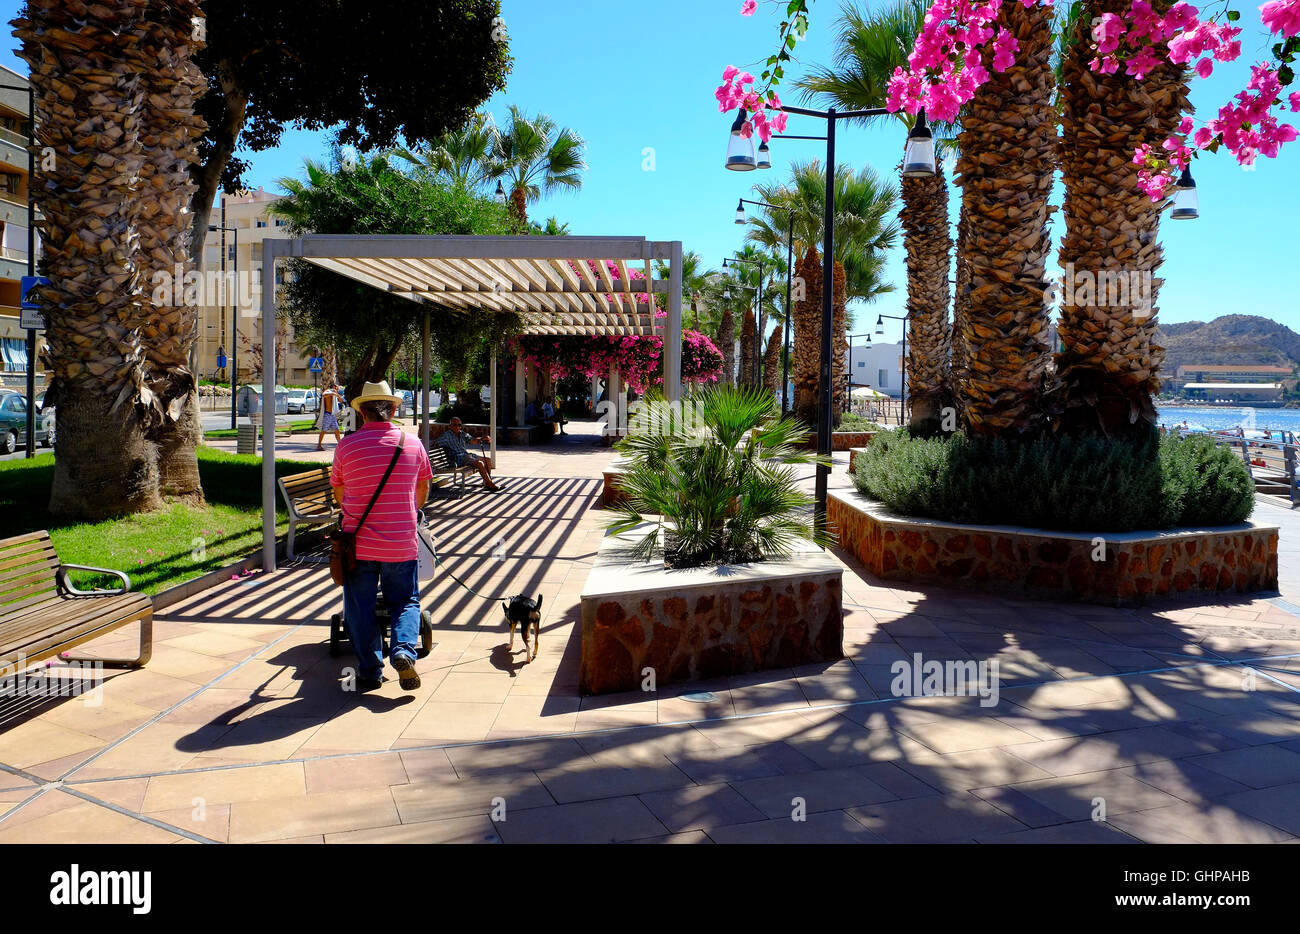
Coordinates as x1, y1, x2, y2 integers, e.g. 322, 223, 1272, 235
715, 0, 1300, 198
513, 332, 724, 395
715, 0, 815, 141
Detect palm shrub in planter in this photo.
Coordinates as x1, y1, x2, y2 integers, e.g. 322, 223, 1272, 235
608, 385, 830, 567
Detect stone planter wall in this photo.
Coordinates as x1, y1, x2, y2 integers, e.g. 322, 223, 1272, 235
829, 491, 1279, 605
580, 528, 844, 694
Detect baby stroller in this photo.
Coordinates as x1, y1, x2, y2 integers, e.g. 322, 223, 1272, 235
328, 510, 436, 658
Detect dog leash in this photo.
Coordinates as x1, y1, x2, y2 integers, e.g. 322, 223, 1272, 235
420, 526, 514, 602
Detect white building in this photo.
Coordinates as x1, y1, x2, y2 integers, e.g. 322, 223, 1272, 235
846, 340, 903, 397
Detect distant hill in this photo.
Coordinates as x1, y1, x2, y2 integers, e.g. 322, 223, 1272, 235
1157, 315, 1300, 373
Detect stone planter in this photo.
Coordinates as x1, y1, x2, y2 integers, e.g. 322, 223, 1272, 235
579, 526, 844, 694
757, 428, 876, 451
829, 491, 1279, 605
601, 458, 630, 508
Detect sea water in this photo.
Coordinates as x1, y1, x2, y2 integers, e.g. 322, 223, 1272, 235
1156, 404, 1300, 439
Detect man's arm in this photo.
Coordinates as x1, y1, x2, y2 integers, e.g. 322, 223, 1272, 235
415, 479, 430, 506
332, 483, 344, 507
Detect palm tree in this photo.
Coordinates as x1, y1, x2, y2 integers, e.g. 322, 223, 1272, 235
655, 249, 716, 331
1055, 0, 1189, 438
747, 159, 898, 426
715, 307, 737, 386
538, 216, 571, 236
16, 0, 164, 518
738, 308, 758, 389
953, 1, 1057, 436
797, 0, 955, 426
490, 105, 586, 227
394, 111, 498, 192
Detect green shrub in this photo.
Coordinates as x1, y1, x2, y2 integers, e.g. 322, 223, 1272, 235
837, 412, 887, 432
852, 429, 1253, 531
1159, 433, 1256, 527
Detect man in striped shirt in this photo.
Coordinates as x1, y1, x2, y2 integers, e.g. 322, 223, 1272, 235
330, 381, 432, 691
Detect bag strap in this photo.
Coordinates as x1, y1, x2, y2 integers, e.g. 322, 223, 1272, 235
353, 433, 405, 534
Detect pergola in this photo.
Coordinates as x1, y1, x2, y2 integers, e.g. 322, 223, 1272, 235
257, 234, 685, 570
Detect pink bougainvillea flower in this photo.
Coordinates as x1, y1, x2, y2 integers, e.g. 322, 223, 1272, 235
1178, 116, 1194, 134
740, 0, 757, 14
1290, 91, 1300, 112
1261, 0, 1300, 38
1195, 57, 1215, 79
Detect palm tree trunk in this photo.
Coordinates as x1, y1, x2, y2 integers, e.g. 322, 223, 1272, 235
509, 186, 528, 229
136, 0, 208, 502
1056, 0, 1189, 437
832, 261, 848, 424
763, 325, 782, 394
716, 309, 735, 386
738, 308, 757, 389
901, 162, 953, 425
955, 1, 1057, 436
951, 216, 971, 400
792, 245, 823, 425
16, 0, 163, 518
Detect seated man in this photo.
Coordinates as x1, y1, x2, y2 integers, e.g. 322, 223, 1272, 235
548, 396, 568, 435
436, 417, 500, 492
524, 400, 539, 424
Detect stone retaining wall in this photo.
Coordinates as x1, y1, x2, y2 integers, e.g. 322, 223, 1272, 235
829, 491, 1279, 604
580, 529, 844, 694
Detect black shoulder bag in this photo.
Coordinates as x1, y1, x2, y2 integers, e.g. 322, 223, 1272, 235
329, 434, 405, 586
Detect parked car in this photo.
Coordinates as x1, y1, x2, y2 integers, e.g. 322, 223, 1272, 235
285, 389, 311, 414
36, 390, 54, 447
0, 390, 50, 453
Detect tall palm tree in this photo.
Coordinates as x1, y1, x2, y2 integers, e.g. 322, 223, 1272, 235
797, 0, 955, 426
715, 307, 737, 386
16, 0, 164, 518
490, 105, 586, 227
748, 159, 898, 426
394, 111, 498, 192
763, 325, 783, 395
954, 1, 1057, 436
1055, 0, 1189, 438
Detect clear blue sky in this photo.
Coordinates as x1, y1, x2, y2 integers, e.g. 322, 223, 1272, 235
3, 0, 1297, 332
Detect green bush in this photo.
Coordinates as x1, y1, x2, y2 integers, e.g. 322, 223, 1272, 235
837, 412, 887, 432
852, 429, 1254, 531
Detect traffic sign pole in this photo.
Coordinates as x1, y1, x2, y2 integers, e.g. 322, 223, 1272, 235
20, 275, 49, 458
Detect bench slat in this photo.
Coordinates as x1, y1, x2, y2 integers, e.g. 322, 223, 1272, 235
0, 530, 53, 551
0, 558, 58, 590
0, 589, 62, 622
0, 543, 59, 575
0, 574, 59, 605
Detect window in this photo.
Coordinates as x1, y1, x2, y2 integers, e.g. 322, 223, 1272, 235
878, 369, 888, 388
275, 218, 288, 226
275, 268, 285, 285
1, 173, 20, 196
255, 219, 267, 228
856, 360, 865, 367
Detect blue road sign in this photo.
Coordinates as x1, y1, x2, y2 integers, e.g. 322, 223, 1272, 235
20, 276, 50, 309
308, 357, 324, 372
217, 353, 228, 369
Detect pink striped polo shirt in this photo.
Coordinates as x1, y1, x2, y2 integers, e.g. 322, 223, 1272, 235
329, 422, 432, 562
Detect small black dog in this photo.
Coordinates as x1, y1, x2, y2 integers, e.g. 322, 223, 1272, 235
503, 593, 543, 662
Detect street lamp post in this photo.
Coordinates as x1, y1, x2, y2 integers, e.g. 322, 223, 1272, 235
875, 312, 911, 425
735, 197, 795, 415
725, 104, 936, 526
209, 208, 240, 429
847, 330, 872, 395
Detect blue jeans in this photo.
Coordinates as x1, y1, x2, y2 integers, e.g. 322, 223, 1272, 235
342, 559, 420, 680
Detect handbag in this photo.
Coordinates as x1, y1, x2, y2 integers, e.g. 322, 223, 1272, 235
329, 434, 405, 586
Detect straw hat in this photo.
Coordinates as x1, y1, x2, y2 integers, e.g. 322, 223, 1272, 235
350, 380, 403, 413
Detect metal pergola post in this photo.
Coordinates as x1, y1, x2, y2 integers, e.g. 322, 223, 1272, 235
261, 238, 283, 572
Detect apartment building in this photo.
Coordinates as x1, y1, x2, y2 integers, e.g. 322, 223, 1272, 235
195, 187, 313, 385
0, 65, 36, 389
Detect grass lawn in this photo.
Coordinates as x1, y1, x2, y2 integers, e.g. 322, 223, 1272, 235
1, 447, 325, 596
203, 419, 318, 439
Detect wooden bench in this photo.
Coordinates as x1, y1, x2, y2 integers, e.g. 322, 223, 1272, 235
0, 531, 152, 672
426, 443, 481, 492
277, 467, 339, 558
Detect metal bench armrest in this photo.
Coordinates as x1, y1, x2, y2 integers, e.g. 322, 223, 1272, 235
57, 563, 132, 595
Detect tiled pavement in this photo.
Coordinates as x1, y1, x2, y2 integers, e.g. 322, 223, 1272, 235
4, 422, 1300, 843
